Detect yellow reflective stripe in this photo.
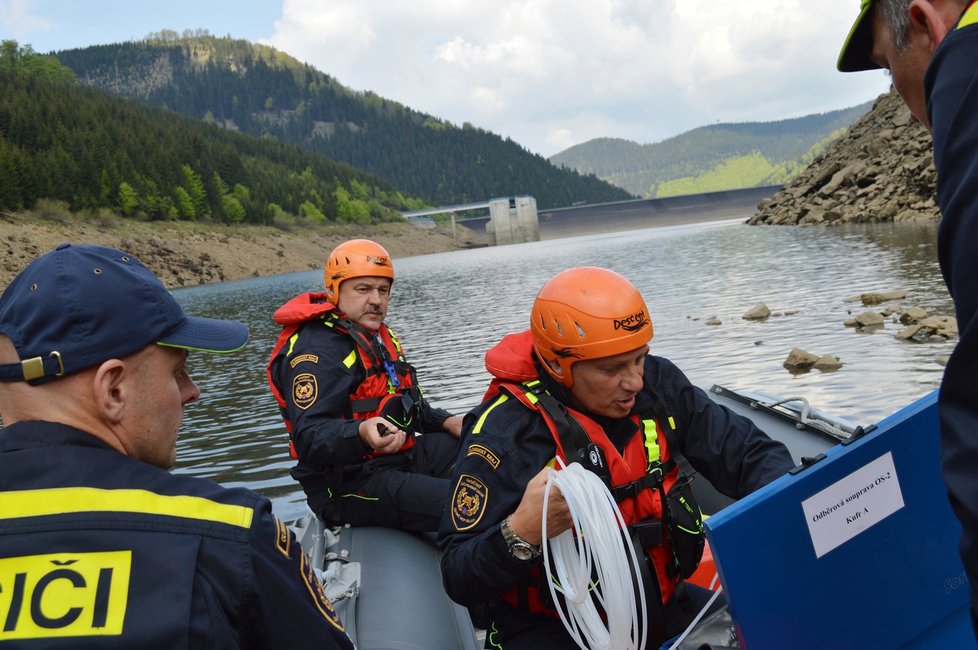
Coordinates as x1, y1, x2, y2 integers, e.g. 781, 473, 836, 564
520, 380, 541, 404
667, 416, 676, 430
340, 493, 379, 502
0, 488, 254, 528
389, 329, 403, 354
286, 332, 300, 357
642, 418, 661, 464
959, 3, 978, 28
342, 349, 357, 368
473, 394, 509, 434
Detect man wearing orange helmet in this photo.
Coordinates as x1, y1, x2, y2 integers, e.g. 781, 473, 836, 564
267, 239, 463, 531
438, 267, 793, 648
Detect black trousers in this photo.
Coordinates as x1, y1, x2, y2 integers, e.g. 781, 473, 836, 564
336, 431, 459, 532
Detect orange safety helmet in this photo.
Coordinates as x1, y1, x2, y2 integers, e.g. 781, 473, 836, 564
323, 239, 395, 301
531, 267, 653, 387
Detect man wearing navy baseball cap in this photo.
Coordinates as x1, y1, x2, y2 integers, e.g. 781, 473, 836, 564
0, 244, 353, 648
838, 0, 978, 639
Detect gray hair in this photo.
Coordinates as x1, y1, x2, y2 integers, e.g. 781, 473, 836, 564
876, 0, 967, 51
875, 0, 913, 51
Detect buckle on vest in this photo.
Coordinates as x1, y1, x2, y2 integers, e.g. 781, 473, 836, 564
646, 463, 663, 484
613, 475, 649, 501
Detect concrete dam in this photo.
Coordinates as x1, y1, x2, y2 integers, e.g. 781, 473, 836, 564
460, 185, 781, 242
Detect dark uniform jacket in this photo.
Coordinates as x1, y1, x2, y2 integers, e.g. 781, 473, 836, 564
438, 353, 794, 609
925, 0, 978, 633
0, 421, 353, 649
268, 318, 452, 497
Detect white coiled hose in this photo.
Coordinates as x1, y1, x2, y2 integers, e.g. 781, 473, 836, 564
542, 459, 647, 650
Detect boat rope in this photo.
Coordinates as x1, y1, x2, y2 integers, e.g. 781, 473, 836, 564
765, 396, 854, 440
543, 459, 647, 650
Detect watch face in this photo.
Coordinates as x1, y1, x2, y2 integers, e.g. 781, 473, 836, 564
512, 543, 535, 561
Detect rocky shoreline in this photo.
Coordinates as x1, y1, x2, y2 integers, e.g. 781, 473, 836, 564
0, 211, 487, 290
749, 89, 939, 226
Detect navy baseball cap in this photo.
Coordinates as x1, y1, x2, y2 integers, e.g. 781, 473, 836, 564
0, 243, 249, 383
838, 0, 880, 72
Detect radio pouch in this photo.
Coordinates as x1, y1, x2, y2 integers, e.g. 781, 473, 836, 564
661, 474, 706, 579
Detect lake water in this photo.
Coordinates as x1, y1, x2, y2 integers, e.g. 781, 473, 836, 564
172, 218, 953, 522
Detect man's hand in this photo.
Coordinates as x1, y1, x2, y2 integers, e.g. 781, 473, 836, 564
508, 466, 574, 546
358, 417, 407, 454
443, 415, 464, 438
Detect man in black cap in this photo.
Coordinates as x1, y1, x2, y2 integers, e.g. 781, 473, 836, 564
838, 0, 978, 637
0, 244, 353, 648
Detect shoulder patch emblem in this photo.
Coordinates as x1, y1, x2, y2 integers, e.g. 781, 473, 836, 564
466, 444, 501, 470
451, 474, 489, 531
300, 553, 345, 632
274, 516, 291, 557
292, 373, 318, 409
290, 353, 319, 368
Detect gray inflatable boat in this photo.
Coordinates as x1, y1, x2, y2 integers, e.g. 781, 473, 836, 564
291, 384, 861, 649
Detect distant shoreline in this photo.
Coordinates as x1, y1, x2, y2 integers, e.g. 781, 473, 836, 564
0, 203, 764, 291
0, 212, 487, 290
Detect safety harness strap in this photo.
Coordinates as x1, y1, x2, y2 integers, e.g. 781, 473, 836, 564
350, 395, 383, 413
520, 380, 592, 460
613, 468, 673, 501
611, 389, 683, 499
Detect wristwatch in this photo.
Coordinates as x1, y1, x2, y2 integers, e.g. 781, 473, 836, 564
501, 516, 541, 561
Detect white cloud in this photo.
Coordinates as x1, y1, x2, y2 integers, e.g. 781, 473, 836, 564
269, 0, 377, 69
246, 0, 893, 156
0, 0, 54, 44
469, 85, 507, 113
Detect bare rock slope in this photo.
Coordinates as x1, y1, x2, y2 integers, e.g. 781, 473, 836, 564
749, 90, 939, 226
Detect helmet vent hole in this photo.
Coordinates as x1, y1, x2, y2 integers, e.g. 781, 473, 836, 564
575, 322, 585, 338
554, 319, 563, 336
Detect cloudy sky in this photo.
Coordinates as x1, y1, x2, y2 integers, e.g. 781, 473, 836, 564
3, 0, 892, 158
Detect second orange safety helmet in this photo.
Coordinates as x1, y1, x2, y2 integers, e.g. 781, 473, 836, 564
530, 267, 653, 387
323, 239, 394, 301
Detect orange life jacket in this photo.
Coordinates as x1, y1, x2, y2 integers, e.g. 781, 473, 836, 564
266, 292, 417, 460
482, 331, 686, 612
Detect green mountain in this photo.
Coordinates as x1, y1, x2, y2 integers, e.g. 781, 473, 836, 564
549, 102, 873, 199
0, 42, 416, 225
51, 32, 632, 210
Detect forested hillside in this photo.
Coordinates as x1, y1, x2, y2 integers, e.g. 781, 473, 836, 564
550, 102, 873, 198
0, 42, 418, 225
53, 32, 632, 209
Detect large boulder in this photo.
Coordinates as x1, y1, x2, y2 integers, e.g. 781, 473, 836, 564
742, 303, 771, 320
783, 348, 820, 370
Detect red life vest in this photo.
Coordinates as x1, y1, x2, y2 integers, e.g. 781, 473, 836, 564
266, 292, 417, 460
483, 331, 684, 611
